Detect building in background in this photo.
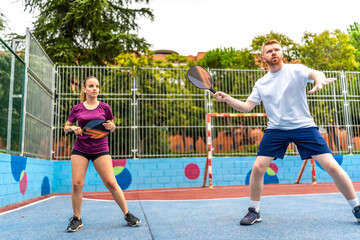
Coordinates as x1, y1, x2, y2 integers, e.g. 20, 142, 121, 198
153, 49, 205, 65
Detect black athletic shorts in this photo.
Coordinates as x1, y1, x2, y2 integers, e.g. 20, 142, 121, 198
71, 149, 110, 162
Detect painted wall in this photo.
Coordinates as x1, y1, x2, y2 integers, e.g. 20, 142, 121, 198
1, 152, 360, 208
0, 153, 53, 208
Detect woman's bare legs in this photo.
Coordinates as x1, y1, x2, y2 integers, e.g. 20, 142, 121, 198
70, 155, 89, 219
93, 155, 128, 215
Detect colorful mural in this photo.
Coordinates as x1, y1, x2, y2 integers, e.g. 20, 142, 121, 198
245, 162, 279, 185
315, 155, 343, 171
41, 176, 50, 196
184, 163, 201, 180
11, 155, 27, 195
113, 159, 132, 190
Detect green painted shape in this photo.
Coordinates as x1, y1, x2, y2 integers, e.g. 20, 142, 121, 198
113, 166, 124, 175
20, 170, 25, 180
266, 168, 276, 176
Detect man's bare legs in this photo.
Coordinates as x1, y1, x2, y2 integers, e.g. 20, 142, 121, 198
240, 154, 360, 225
240, 156, 273, 225
249, 156, 274, 201
313, 153, 357, 200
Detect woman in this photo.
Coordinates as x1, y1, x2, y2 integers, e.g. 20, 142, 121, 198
64, 76, 140, 232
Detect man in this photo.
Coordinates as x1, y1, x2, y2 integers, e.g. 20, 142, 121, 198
212, 40, 360, 225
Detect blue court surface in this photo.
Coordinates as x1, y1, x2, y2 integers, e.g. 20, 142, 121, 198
1, 192, 359, 240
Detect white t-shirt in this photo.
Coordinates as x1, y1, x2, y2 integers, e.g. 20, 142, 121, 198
247, 64, 316, 130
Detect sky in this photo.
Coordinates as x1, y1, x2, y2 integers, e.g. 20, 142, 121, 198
2, 0, 360, 56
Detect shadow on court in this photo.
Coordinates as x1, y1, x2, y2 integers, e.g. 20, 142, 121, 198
1, 192, 360, 240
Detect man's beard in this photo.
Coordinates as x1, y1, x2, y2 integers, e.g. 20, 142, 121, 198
265, 57, 282, 66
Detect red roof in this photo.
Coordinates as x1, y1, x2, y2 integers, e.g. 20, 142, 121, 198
152, 50, 206, 62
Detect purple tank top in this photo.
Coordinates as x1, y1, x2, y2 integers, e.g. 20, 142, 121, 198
67, 102, 114, 154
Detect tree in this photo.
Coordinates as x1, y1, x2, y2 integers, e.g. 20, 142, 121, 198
24, 0, 154, 65
300, 29, 358, 71
112, 52, 153, 68
0, 8, 7, 32
165, 53, 188, 66
347, 22, 360, 70
251, 31, 300, 64
198, 47, 257, 69
300, 29, 359, 152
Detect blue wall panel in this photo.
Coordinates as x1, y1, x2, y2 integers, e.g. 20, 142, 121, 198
1, 153, 360, 208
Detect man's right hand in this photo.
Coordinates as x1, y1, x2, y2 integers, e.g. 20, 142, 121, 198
212, 91, 230, 103
211, 92, 258, 113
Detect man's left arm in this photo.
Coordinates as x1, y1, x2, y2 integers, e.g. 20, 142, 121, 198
308, 70, 336, 94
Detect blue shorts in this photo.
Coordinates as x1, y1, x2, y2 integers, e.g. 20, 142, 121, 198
257, 127, 332, 160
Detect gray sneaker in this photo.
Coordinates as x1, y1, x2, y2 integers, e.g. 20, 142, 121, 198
353, 205, 360, 222
240, 207, 262, 225
125, 212, 141, 227
66, 216, 83, 232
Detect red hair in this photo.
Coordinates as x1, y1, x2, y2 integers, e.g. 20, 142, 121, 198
262, 40, 282, 54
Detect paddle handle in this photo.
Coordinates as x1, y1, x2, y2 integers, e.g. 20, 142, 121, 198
66, 130, 75, 135
66, 129, 86, 135
209, 87, 216, 93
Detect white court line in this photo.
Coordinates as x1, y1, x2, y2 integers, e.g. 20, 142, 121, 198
83, 197, 115, 202
2, 191, 359, 212
0, 196, 57, 216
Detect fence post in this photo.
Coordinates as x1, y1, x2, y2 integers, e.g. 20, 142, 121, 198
20, 28, 31, 156
6, 40, 16, 150
49, 65, 56, 160
131, 66, 138, 159
206, 68, 213, 114
341, 71, 354, 154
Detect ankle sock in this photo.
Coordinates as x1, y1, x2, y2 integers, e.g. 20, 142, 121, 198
250, 200, 260, 212
348, 198, 360, 209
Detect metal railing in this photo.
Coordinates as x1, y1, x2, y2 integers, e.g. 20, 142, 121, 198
53, 66, 360, 159
3, 30, 359, 160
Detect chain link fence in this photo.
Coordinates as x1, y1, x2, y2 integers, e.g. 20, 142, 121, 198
0, 29, 55, 159
22, 29, 54, 159
0, 38, 25, 154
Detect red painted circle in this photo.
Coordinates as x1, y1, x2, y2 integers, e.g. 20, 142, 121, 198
184, 163, 200, 180
269, 162, 278, 174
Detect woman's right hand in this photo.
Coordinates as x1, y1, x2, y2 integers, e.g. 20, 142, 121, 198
71, 126, 82, 135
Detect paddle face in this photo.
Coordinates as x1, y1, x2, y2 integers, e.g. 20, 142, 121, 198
187, 65, 216, 93
67, 119, 110, 139
83, 119, 110, 139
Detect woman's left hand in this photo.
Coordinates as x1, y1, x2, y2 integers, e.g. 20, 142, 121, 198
103, 120, 115, 132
